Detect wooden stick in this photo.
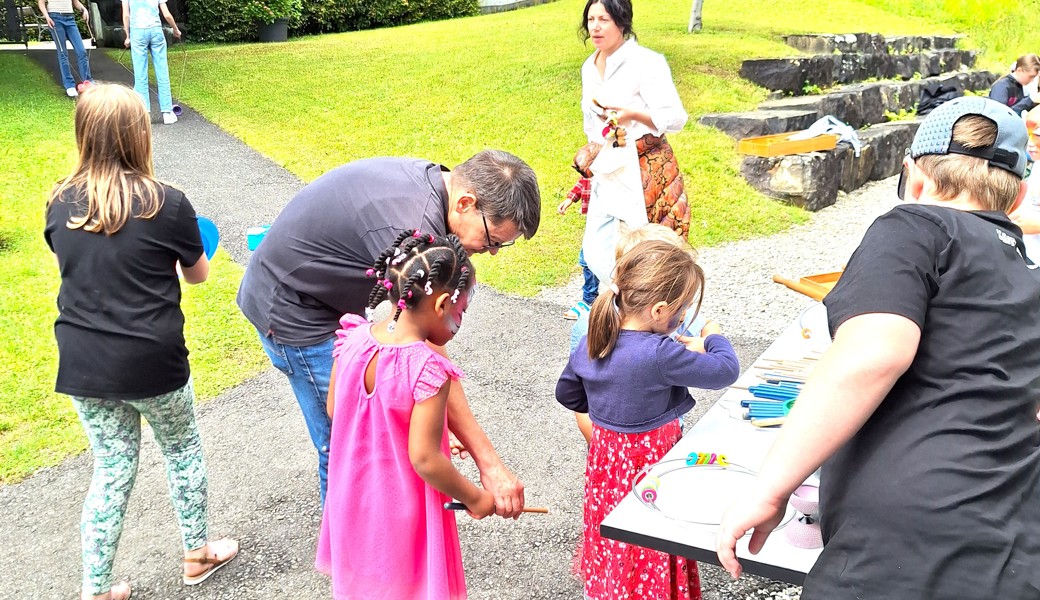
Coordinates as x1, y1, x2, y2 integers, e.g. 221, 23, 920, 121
443, 502, 549, 514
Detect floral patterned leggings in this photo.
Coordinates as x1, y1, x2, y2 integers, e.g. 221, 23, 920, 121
71, 380, 208, 595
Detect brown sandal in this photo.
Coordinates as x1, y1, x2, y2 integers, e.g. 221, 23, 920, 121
183, 538, 239, 586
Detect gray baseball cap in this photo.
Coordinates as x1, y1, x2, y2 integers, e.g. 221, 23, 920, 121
910, 96, 1029, 178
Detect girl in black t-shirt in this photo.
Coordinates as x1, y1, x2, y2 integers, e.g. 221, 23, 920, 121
44, 84, 237, 600
989, 54, 1040, 115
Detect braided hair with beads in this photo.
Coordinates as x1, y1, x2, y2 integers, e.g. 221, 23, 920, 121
365, 230, 474, 332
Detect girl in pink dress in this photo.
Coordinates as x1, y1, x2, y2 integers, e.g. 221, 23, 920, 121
316, 230, 496, 600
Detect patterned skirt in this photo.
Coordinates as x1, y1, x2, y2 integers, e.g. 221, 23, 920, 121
582, 421, 701, 600
636, 134, 690, 239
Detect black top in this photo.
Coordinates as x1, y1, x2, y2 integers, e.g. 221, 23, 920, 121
808, 205, 1040, 599
44, 185, 204, 400
989, 74, 1037, 115
237, 158, 450, 346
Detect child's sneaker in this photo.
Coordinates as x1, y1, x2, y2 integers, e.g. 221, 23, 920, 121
162, 111, 178, 124
564, 301, 591, 320
66, 87, 78, 97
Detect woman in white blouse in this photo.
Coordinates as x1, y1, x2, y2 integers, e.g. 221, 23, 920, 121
578, 0, 690, 238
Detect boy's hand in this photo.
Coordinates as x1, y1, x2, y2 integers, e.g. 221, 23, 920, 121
716, 493, 788, 578
557, 197, 575, 215
465, 489, 496, 520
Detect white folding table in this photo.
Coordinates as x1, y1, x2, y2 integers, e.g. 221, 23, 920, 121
600, 305, 828, 584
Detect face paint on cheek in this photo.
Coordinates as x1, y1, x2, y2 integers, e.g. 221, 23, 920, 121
447, 287, 472, 335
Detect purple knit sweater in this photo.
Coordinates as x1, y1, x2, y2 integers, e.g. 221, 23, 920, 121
556, 331, 740, 434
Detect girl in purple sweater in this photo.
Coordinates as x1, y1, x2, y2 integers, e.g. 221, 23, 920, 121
556, 239, 740, 600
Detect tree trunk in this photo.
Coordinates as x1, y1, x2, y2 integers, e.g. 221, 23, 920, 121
688, 0, 705, 32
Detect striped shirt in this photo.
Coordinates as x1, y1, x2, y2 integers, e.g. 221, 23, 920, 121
44, 0, 75, 14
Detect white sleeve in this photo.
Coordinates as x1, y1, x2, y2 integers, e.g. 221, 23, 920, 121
581, 68, 601, 143
640, 54, 688, 136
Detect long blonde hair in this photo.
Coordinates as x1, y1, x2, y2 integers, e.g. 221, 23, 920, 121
48, 83, 165, 235
587, 240, 704, 360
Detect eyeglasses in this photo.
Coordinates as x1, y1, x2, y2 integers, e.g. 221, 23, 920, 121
480, 211, 515, 250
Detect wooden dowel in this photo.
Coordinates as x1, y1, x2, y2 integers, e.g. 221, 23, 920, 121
443, 502, 549, 514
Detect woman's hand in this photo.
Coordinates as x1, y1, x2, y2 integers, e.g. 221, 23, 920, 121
594, 103, 651, 129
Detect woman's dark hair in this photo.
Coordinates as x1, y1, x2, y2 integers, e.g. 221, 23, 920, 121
365, 230, 474, 329
578, 0, 636, 43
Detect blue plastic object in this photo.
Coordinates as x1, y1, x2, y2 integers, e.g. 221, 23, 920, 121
197, 216, 219, 260
247, 225, 271, 251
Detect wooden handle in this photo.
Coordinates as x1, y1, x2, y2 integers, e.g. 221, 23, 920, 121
772, 274, 827, 302
443, 502, 549, 514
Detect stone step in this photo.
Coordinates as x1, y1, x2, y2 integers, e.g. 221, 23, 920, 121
740, 49, 977, 94
752, 70, 997, 130
783, 33, 963, 55
739, 119, 923, 211
698, 109, 820, 140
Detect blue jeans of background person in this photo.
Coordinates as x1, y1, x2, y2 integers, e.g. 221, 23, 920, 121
257, 330, 333, 505
49, 13, 91, 89
130, 27, 173, 113
578, 250, 599, 305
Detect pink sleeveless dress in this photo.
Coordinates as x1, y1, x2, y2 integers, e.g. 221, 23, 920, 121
316, 313, 466, 600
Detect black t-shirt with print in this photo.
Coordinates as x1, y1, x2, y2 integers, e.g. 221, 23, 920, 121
807, 204, 1040, 599
44, 185, 204, 400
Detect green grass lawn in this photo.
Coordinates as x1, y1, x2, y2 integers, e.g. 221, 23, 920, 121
163, 0, 1028, 295
0, 54, 267, 483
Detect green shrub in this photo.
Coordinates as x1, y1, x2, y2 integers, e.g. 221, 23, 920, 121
241, 0, 303, 26
298, 0, 479, 35
186, 0, 477, 42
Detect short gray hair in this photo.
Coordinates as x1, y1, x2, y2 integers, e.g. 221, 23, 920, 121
453, 149, 541, 239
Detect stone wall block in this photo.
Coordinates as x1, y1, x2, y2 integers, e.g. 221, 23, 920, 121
741, 152, 841, 211
740, 58, 807, 93
835, 144, 877, 192
892, 54, 916, 80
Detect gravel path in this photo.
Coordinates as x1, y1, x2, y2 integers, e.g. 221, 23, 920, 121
8, 50, 898, 599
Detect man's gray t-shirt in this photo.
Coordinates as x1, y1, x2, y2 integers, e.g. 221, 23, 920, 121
237, 157, 449, 346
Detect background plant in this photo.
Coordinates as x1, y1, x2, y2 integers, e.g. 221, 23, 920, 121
241, 0, 303, 26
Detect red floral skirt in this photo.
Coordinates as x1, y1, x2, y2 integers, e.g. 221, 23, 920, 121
636, 134, 690, 240
582, 421, 701, 600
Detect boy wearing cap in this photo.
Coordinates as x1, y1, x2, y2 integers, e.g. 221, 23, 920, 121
716, 96, 1040, 598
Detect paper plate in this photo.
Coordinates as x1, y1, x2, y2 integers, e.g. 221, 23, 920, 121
633, 458, 795, 531
197, 216, 219, 260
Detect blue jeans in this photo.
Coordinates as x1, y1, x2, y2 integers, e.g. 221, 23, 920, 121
578, 249, 599, 305
48, 13, 91, 89
129, 27, 173, 113
257, 330, 334, 505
